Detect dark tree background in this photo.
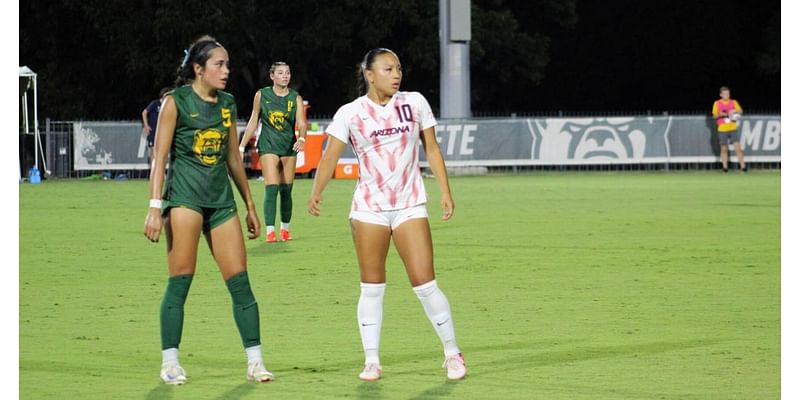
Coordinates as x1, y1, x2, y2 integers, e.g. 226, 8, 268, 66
19, 0, 779, 120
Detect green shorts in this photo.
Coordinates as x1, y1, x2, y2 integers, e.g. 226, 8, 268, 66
257, 134, 297, 157
163, 202, 238, 233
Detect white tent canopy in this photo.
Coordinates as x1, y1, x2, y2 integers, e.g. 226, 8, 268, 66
20, 65, 47, 174
19, 66, 36, 77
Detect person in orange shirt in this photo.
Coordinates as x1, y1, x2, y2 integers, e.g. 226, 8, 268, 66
712, 86, 746, 172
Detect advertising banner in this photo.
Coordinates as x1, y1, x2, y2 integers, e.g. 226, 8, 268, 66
72, 116, 779, 170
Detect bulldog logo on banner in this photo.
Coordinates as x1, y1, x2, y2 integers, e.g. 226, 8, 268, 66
528, 117, 672, 164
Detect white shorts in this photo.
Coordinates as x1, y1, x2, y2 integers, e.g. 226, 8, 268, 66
349, 204, 429, 230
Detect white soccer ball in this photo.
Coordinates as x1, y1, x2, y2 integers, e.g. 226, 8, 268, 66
730, 112, 741, 121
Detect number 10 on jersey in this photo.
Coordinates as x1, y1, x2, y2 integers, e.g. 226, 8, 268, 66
395, 104, 413, 123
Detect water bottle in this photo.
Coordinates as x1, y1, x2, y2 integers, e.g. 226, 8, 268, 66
29, 166, 41, 184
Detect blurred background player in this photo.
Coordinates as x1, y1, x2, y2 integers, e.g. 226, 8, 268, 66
141, 87, 171, 168
307, 48, 467, 381
143, 35, 273, 385
239, 62, 308, 242
712, 86, 746, 172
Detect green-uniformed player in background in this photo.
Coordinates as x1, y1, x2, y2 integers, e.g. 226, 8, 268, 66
144, 35, 274, 385
239, 62, 308, 243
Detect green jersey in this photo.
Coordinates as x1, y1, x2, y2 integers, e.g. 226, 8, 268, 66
162, 85, 237, 208
257, 86, 300, 156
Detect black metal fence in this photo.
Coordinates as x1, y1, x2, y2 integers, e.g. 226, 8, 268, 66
309, 109, 781, 120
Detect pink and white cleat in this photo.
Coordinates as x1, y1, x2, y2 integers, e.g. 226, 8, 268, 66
359, 363, 382, 381
443, 353, 467, 380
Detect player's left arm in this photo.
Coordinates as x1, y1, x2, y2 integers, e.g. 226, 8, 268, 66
227, 120, 261, 239
421, 126, 454, 220
293, 94, 308, 152
734, 100, 743, 114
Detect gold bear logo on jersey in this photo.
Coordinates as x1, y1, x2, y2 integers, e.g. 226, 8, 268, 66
268, 110, 287, 131
193, 129, 226, 165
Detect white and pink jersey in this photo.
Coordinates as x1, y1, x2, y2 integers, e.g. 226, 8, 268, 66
326, 91, 436, 212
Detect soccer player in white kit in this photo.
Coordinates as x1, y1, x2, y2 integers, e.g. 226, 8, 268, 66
308, 48, 466, 381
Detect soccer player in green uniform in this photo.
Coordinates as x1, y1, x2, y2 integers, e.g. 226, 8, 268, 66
144, 35, 273, 384
239, 62, 308, 243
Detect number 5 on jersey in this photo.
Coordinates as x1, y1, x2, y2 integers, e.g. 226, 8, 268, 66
221, 108, 232, 127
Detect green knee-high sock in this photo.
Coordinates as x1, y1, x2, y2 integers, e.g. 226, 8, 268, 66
225, 271, 261, 348
279, 183, 293, 224
160, 274, 194, 350
264, 185, 279, 227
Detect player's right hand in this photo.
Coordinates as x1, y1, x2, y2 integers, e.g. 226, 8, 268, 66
441, 193, 455, 221
308, 194, 322, 216
144, 208, 163, 243
244, 208, 261, 240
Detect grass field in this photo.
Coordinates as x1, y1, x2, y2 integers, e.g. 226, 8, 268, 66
19, 171, 780, 399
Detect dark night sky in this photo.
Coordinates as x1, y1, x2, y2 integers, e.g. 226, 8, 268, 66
16, 1, 780, 118
521, 1, 780, 114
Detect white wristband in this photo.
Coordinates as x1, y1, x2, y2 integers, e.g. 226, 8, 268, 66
239, 146, 245, 152
297, 137, 306, 142
149, 199, 162, 209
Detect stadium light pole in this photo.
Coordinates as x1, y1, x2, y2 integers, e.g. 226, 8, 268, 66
439, 0, 471, 118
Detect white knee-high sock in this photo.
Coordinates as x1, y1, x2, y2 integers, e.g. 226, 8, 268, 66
358, 282, 386, 364
413, 279, 461, 356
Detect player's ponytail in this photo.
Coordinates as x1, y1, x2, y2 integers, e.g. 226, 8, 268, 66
355, 62, 367, 95
174, 35, 224, 87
